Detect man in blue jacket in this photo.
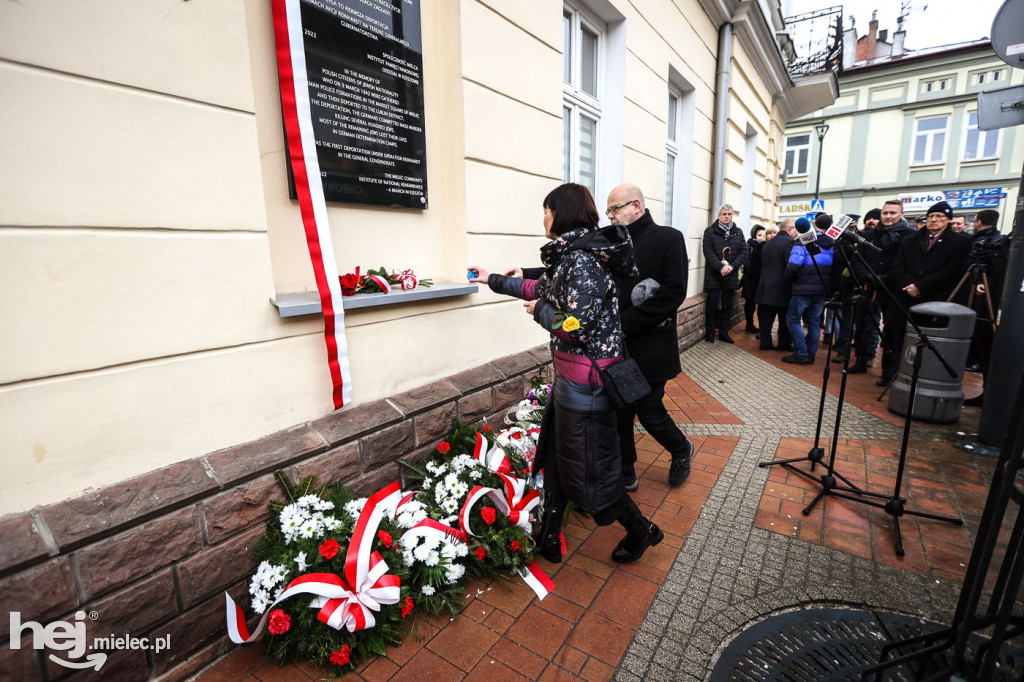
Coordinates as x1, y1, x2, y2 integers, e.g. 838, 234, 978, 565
783, 216, 834, 365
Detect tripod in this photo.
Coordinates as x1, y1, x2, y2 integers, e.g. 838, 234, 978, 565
760, 239, 864, 495
948, 259, 997, 332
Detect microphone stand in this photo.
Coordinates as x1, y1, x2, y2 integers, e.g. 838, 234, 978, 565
759, 236, 863, 492
818, 246, 964, 556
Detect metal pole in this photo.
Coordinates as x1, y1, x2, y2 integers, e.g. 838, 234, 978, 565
813, 129, 826, 202
978, 159, 1024, 448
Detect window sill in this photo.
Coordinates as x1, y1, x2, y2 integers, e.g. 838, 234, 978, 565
961, 157, 999, 164
909, 162, 945, 169
272, 282, 479, 318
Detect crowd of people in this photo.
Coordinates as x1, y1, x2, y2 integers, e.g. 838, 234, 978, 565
716, 199, 1008, 406
466, 183, 1008, 568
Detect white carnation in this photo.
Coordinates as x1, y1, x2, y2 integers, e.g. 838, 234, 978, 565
445, 563, 466, 583
421, 585, 436, 596
424, 550, 440, 567
294, 551, 309, 572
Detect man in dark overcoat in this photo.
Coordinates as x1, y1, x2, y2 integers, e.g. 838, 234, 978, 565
755, 218, 797, 351
885, 201, 971, 382
701, 205, 748, 343
606, 183, 693, 488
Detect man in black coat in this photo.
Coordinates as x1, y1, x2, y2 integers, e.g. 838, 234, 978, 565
606, 183, 693, 489
754, 218, 797, 351
885, 200, 971, 384
701, 205, 748, 343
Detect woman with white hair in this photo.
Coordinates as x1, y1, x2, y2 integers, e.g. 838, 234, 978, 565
701, 204, 749, 342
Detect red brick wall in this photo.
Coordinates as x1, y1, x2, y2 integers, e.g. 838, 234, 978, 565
0, 295, 719, 680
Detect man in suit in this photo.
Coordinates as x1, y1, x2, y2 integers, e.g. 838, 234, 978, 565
755, 218, 797, 351
886, 201, 972, 381
605, 183, 693, 489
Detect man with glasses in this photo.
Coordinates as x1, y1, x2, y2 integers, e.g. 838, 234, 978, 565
886, 201, 971, 384
605, 184, 693, 490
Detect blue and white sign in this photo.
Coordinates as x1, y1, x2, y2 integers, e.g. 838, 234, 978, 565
899, 187, 1006, 212
809, 199, 825, 212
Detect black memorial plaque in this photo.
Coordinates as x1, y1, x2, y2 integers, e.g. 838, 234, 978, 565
288, 0, 427, 208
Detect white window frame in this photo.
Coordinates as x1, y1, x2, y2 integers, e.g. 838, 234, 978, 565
562, 2, 605, 197
911, 115, 950, 166
963, 110, 1001, 161
976, 69, 1004, 85
784, 133, 811, 177
924, 78, 951, 93
665, 90, 680, 226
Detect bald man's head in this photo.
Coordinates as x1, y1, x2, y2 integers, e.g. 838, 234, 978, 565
606, 183, 646, 226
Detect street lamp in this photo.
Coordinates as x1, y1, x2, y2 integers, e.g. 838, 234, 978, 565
813, 120, 829, 203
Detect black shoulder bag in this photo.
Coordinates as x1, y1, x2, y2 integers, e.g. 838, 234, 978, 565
583, 349, 651, 409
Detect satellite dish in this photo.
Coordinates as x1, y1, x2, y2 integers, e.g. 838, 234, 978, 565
991, 0, 1024, 70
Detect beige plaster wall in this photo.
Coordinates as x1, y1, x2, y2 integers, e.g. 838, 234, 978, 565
0, 0, 790, 514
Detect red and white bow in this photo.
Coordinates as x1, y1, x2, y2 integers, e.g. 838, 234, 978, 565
225, 482, 404, 642
458, 471, 540, 536
392, 269, 419, 291
472, 432, 512, 475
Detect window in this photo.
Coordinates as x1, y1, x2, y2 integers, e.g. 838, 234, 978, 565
976, 69, 1004, 85
924, 78, 951, 93
562, 3, 603, 196
912, 116, 949, 165
964, 111, 1000, 160
665, 92, 679, 225
784, 134, 810, 177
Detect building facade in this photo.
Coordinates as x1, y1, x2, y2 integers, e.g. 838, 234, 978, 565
0, 0, 834, 676
780, 19, 1023, 230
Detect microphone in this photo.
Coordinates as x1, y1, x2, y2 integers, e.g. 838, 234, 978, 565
826, 214, 882, 253
794, 217, 817, 246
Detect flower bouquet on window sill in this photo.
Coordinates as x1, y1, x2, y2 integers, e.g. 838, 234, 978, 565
339, 266, 433, 296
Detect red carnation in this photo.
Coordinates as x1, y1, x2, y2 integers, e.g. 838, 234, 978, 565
510, 539, 521, 552
267, 609, 291, 635
483, 425, 494, 433
400, 596, 414, 618
329, 644, 351, 666
319, 538, 341, 560
474, 546, 486, 560
377, 530, 393, 548
481, 507, 496, 525
437, 441, 451, 454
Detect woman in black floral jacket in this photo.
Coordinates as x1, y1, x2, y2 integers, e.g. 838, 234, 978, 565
469, 183, 663, 565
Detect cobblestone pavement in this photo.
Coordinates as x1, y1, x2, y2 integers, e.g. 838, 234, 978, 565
616, 341, 965, 681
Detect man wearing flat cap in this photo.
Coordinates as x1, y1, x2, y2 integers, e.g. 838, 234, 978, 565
883, 201, 971, 385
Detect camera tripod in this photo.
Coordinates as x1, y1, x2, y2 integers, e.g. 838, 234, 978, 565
948, 260, 997, 332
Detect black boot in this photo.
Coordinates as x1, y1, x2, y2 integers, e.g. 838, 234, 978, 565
611, 500, 663, 564
704, 328, 715, 343
532, 502, 564, 563
848, 358, 868, 374
668, 439, 694, 487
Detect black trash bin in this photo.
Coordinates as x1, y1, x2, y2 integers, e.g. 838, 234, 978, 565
888, 301, 976, 423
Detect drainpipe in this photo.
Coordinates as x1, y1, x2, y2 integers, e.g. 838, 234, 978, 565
711, 22, 733, 212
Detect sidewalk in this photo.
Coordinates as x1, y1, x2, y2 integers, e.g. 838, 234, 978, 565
191, 323, 997, 681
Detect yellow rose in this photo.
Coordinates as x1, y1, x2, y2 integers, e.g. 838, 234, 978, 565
561, 316, 580, 332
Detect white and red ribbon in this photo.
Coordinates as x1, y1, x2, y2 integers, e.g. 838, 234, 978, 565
472, 433, 512, 475
225, 482, 403, 642
365, 274, 392, 294
271, 0, 351, 408
393, 269, 419, 291
518, 561, 555, 600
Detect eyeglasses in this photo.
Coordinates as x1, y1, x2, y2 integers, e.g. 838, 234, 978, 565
606, 201, 634, 216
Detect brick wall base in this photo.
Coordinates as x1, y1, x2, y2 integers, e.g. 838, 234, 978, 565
0, 293, 731, 680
